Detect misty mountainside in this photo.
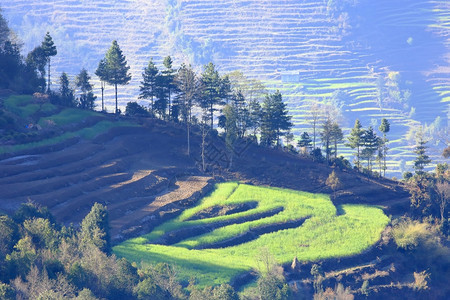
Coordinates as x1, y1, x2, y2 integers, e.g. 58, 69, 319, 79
1, 0, 449, 175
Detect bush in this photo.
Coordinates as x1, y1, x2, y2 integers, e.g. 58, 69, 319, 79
391, 218, 431, 250
125, 102, 149, 117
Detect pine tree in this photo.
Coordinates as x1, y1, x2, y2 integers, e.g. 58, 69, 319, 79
59, 72, 74, 107
361, 126, 380, 172
331, 122, 343, 160
174, 63, 201, 156
80, 203, 110, 253
223, 104, 238, 168
347, 119, 364, 169
413, 134, 431, 176
201, 62, 225, 129
41, 32, 57, 92
101, 40, 131, 114
76, 69, 96, 110
297, 132, 312, 151
378, 118, 390, 176
95, 59, 108, 111
26, 46, 47, 91
161, 56, 177, 119
320, 118, 333, 162
139, 58, 159, 114
248, 99, 262, 138
260, 91, 292, 146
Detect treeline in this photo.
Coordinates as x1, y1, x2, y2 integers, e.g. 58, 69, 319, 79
0, 202, 294, 299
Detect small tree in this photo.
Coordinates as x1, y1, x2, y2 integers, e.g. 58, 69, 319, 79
379, 118, 390, 176
59, 72, 75, 107
95, 59, 108, 111
76, 68, 96, 110
101, 40, 131, 114
326, 170, 341, 200
361, 126, 380, 172
413, 133, 431, 176
434, 181, 449, 223
223, 104, 238, 168
161, 56, 177, 119
41, 32, 57, 92
331, 122, 343, 160
347, 119, 364, 170
297, 132, 312, 152
80, 203, 110, 253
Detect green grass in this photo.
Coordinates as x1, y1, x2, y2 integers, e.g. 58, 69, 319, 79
114, 182, 389, 287
3, 95, 58, 118
0, 120, 136, 154
38, 108, 99, 127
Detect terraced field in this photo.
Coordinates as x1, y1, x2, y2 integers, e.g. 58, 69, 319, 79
2, 0, 448, 176
114, 182, 390, 286
0, 95, 213, 240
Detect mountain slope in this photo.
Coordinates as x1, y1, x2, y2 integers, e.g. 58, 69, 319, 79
1, 0, 449, 175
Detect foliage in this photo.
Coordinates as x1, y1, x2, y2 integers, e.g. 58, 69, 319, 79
413, 134, 431, 175
79, 203, 110, 253
125, 102, 149, 117
100, 40, 131, 113
326, 170, 341, 200
57, 72, 75, 107
76, 69, 96, 110
40, 32, 57, 92
347, 119, 364, 169
260, 91, 293, 146
139, 58, 159, 113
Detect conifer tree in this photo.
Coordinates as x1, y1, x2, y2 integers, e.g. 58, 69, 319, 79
41, 32, 57, 92
379, 118, 390, 176
347, 119, 364, 169
331, 122, 343, 160
80, 203, 110, 253
223, 104, 238, 168
174, 63, 201, 156
297, 132, 312, 151
139, 58, 158, 114
413, 133, 431, 176
161, 56, 177, 119
361, 126, 380, 172
201, 62, 225, 128
320, 118, 333, 162
59, 72, 74, 107
101, 40, 131, 114
260, 91, 292, 146
95, 59, 108, 111
76, 68, 96, 110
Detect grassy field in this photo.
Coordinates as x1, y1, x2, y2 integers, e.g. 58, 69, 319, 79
114, 182, 389, 287
0, 95, 136, 154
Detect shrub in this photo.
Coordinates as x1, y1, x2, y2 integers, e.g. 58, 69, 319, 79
391, 218, 430, 250
125, 102, 149, 117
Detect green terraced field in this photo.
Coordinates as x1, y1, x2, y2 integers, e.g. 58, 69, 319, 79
0, 95, 136, 154
114, 182, 389, 286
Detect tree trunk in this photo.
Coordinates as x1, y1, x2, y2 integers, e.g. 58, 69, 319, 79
210, 102, 214, 129
47, 59, 51, 92
187, 108, 191, 156
101, 83, 104, 111
115, 83, 118, 114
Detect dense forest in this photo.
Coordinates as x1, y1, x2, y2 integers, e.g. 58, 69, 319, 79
1, 6, 449, 300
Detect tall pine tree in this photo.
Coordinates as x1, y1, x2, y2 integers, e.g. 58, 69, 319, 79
201, 62, 225, 129
139, 58, 159, 114
95, 59, 108, 111
361, 126, 380, 172
41, 32, 57, 92
101, 40, 131, 114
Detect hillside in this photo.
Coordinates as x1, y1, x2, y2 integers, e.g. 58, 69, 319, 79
1, 0, 449, 176
0, 95, 409, 245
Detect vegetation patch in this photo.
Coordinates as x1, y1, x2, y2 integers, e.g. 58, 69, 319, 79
114, 182, 389, 287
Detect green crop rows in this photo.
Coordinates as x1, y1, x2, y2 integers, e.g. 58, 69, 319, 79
114, 182, 389, 287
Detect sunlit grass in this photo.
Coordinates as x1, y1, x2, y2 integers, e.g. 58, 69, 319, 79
114, 183, 389, 287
